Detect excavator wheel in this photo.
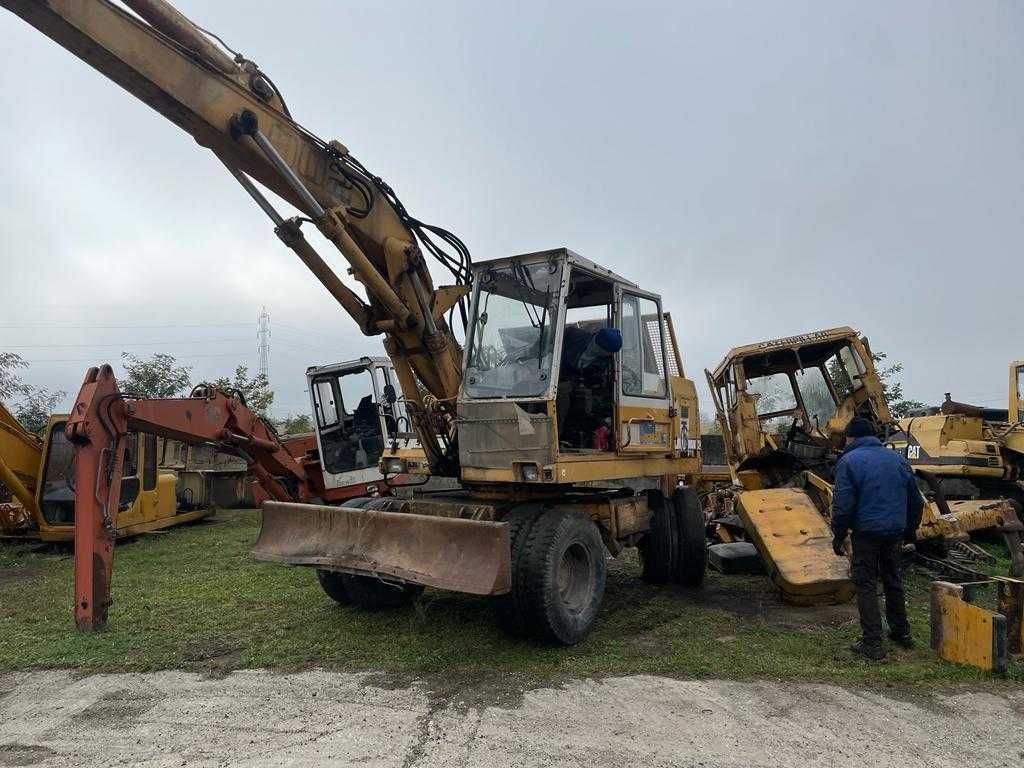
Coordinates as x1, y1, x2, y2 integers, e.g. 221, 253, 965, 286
515, 509, 606, 645
316, 569, 352, 606
313, 496, 380, 608
671, 488, 707, 587
494, 506, 545, 636
639, 490, 676, 584
341, 574, 424, 610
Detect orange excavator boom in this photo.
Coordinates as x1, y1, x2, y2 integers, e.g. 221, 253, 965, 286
66, 364, 309, 630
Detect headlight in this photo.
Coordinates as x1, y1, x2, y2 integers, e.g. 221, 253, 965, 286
383, 457, 406, 475
519, 464, 539, 482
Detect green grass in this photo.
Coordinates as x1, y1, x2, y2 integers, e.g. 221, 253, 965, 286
0, 510, 1019, 688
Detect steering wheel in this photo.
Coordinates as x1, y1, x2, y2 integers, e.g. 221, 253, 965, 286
784, 418, 800, 451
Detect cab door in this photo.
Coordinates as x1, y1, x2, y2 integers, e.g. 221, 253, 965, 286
615, 288, 674, 454
1011, 362, 1024, 423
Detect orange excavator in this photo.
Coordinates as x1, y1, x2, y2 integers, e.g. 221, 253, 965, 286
63, 355, 414, 630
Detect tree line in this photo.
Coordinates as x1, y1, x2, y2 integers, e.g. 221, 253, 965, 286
0, 352, 312, 436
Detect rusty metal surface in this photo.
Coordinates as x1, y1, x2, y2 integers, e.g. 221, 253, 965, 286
358, 494, 508, 521
918, 498, 1018, 541
253, 501, 511, 595
457, 401, 554, 471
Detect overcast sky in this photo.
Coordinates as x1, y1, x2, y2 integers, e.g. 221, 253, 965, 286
1, 0, 1021, 418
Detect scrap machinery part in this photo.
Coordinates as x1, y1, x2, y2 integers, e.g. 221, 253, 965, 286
703, 327, 1023, 604
0, 402, 43, 534
66, 364, 309, 630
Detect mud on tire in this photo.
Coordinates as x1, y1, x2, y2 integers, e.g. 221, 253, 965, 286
516, 509, 607, 645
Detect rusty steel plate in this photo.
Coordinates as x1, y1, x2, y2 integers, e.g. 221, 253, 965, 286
252, 501, 511, 595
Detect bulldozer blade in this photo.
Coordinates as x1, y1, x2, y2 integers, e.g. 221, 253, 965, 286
918, 498, 1020, 541
736, 488, 856, 606
252, 501, 511, 595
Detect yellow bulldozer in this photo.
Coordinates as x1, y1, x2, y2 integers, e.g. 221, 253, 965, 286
1, 402, 208, 542
891, 361, 1024, 513
703, 328, 1023, 605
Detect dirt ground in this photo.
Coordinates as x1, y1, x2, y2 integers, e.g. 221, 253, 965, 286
1, 670, 1022, 767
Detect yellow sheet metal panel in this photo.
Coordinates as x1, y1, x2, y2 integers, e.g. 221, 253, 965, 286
930, 581, 1006, 674
0, 402, 43, 488
737, 488, 855, 605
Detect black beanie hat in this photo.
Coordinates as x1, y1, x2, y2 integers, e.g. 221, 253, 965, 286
845, 417, 874, 439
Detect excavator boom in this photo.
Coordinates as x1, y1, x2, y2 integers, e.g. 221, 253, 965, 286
3, 0, 470, 474
66, 364, 310, 629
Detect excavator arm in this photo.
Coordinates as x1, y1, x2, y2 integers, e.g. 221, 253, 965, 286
3, 0, 470, 474
66, 364, 310, 630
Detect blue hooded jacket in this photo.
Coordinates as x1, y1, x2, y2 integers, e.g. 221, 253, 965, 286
831, 436, 924, 538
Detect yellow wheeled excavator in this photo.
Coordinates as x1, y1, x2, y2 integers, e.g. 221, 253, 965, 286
4, 0, 706, 644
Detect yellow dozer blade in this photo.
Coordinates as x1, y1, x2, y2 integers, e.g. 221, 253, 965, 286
252, 501, 512, 595
736, 488, 856, 606
918, 498, 1020, 542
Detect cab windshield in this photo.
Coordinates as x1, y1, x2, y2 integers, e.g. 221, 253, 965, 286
737, 338, 868, 434
464, 260, 561, 398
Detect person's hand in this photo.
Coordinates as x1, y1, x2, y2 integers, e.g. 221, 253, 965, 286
832, 536, 845, 557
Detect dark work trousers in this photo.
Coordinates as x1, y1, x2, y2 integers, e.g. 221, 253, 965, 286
850, 533, 910, 647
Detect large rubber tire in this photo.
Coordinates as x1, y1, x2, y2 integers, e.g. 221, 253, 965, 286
316, 569, 352, 605
494, 507, 544, 636
639, 490, 675, 584
316, 496, 424, 610
314, 496, 375, 607
671, 487, 707, 587
342, 574, 424, 610
517, 510, 607, 645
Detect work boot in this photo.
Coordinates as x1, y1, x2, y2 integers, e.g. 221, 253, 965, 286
849, 640, 885, 660
889, 632, 915, 649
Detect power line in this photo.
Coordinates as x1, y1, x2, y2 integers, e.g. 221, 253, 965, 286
21, 351, 255, 364
3, 337, 253, 349
0, 321, 252, 330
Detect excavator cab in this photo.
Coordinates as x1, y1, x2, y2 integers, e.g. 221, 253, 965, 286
20, 416, 186, 542
1011, 361, 1024, 425
706, 327, 890, 481
458, 248, 699, 485
307, 357, 417, 492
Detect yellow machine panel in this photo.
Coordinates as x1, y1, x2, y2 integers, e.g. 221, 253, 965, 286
0, 402, 44, 533
736, 488, 855, 605
930, 580, 1014, 675
26, 418, 211, 542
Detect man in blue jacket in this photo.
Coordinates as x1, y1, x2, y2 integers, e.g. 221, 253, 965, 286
831, 417, 924, 660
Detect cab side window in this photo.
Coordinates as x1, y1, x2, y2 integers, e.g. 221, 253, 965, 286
621, 294, 668, 398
